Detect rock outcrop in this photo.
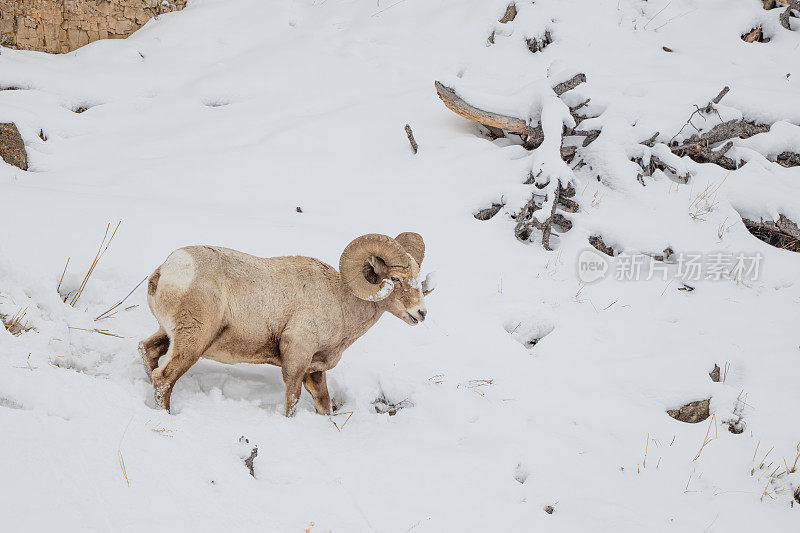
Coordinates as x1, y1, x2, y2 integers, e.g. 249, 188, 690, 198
0, 0, 186, 54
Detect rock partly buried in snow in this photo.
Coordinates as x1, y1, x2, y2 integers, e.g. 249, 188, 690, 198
709, 364, 721, 382
667, 399, 710, 423
0, 123, 28, 170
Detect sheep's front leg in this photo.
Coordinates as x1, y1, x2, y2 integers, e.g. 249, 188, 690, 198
279, 334, 313, 417
303, 371, 332, 415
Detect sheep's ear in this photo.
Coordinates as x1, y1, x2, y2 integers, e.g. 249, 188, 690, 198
363, 256, 388, 284
395, 232, 425, 265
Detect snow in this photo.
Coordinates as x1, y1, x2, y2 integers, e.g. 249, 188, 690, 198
1, 0, 799, 531
369, 279, 395, 302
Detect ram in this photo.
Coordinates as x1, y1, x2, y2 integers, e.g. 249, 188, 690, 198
139, 233, 433, 416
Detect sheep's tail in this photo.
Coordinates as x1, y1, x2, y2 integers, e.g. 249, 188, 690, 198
147, 267, 161, 297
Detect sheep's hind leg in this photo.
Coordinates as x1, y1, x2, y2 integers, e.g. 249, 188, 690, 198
303, 371, 332, 415
139, 328, 169, 382
150, 329, 209, 413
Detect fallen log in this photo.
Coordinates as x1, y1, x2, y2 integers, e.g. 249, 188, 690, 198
743, 214, 800, 252
434, 73, 587, 138
434, 81, 532, 135
669, 119, 769, 169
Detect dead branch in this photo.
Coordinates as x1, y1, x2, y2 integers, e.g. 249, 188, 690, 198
527, 31, 552, 53
435, 74, 587, 149
474, 202, 504, 221
709, 86, 730, 107
560, 145, 576, 162
670, 86, 729, 143
553, 73, 587, 96
434, 81, 532, 135
684, 119, 770, 146
670, 119, 769, 168
244, 446, 258, 477
540, 186, 561, 250
634, 154, 690, 183
589, 235, 616, 256
642, 132, 660, 147
404, 124, 418, 154
514, 183, 574, 250
779, 5, 794, 29
572, 129, 601, 147
557, 196, 579, 212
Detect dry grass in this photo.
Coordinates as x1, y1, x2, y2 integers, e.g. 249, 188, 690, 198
786, 443, 800, 474
68, 326, 124, 338
693, 413, 717, 461
688, 175, 728, 222
329, 411, 354, 432
13, 353, 37, 371
716, 217, 730, 240
118, 417, 133, 487
748, 440, 800, 502
2, 305, 29, 335
95, 276, 147, 321
56, 257, 69, 294
64, 222, 121, 306
459, 378, 494, 398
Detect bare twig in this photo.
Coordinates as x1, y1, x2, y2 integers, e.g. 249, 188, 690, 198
404, 124, 418, 154
670, 86, 729, 143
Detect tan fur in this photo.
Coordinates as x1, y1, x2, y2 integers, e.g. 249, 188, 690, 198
139, 238, 428, 416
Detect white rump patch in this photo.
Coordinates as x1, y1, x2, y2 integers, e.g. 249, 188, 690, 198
159, 249, 196, 292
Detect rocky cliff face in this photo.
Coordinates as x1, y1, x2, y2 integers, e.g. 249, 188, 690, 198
0, 1, 186, 54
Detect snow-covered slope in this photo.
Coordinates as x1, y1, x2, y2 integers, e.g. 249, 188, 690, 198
1, 1, 799, 531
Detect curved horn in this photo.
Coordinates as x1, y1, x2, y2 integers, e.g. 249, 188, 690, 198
339, 234, 409, 301
395, 232, 425, 265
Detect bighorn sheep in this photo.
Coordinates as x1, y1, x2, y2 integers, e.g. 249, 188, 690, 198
139, 233, 433, 416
